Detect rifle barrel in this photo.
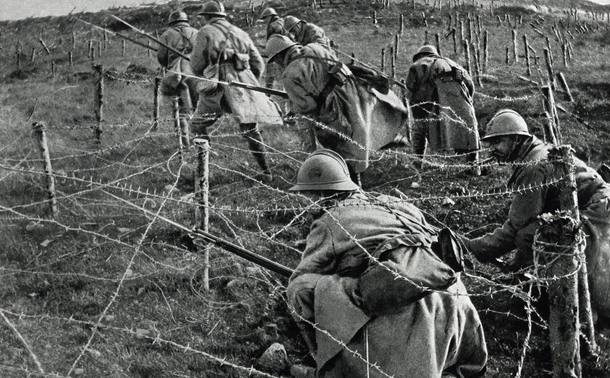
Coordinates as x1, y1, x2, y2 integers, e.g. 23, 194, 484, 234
106, 12, 190, 61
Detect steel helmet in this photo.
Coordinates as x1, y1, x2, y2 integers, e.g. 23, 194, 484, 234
260, 7, 277, 19
198, 1, 226, 17
289, 149, 360, 192
481, 109, 531, 141
412, 45, 439, 62
168, 11, 188, 25
283, 15, 302, 33
266, 34, 297, 63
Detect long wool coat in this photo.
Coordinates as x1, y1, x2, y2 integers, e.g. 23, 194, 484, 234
190, 18, 282, 125
406, 55, 479, 152
467, 136, 610, 317
157, 22, 198, 97
281, 44, 409, 173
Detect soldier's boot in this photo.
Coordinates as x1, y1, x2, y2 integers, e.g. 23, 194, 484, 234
241, 123, 271, 175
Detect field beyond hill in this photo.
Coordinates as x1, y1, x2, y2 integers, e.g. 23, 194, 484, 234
1, 0, 610, 377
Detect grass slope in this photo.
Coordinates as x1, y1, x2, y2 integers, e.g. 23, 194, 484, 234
1, 1, 610, 377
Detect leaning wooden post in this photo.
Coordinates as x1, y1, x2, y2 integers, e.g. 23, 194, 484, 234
31, 47, 36, 63
94, 64, 104, 142
544, 48, 557, 90
524, 35, 532, 76
152, 77, 161, 131
537, 146, 582, 378
390, 47, 396, 79
394, 34, 400, 63
39, 38, 51, 55
194, 138, 211, 291
173, 97, 184, 162
399, 14, 404, 35
557, 73, 574, 103
463, 40, 471, 76
482, 30, 488, 73
32, 122, 58, 218
541, 85, 561, 144
472, 42, 482, 87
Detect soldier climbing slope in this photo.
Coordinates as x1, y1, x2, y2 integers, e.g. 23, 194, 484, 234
266, 34, 409, 184
283, 15, 331, 49
157, 10, 199, 133
406, 45, 480, 171
190, 0, 283, 175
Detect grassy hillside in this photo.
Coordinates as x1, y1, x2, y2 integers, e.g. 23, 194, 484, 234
1, 0, 610, 377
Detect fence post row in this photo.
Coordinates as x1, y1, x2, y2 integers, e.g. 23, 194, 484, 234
32, 122, 58, 218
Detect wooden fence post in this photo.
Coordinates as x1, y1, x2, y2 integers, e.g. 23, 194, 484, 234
94, 64, 104, 142
381, 48, 386, 73
463, 40, 471, 76
537, 146, 582, 378
153, 77, 161, 131
173, 97, 184, 161
512, 30, 519, 63
390, 46, 396, 79
399, 14, 404, 35
557, 72, 574, 102
394, 34, 400, 64
482, 30, 488, 73
194, 138, 211, 291
541, 85, 561, 144
39, 38, 51, 55
544, 48, 557, 90
16, 48, 21, 68
472, 42, 482, 87
32, 122, 58, 218
524, 35, 532, 76
435, 33, 441, 57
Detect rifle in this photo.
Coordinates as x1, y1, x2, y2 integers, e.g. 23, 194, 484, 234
105, 12, 190, 61
101, 189, 294, 278
73, 17, 158, 52
228, 80, 289, 98
104, 14, 292, 100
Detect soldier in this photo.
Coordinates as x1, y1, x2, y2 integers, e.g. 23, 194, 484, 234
462, 109, 610, 320
157, 10, 199, 135
259, 7, 287, 91
283, 15, 331, 49
266, 34, 409, 182
406, 45, 480, 170
260, 7, 286, 40
190, 1, 282, 175
287, 149, 488, 378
